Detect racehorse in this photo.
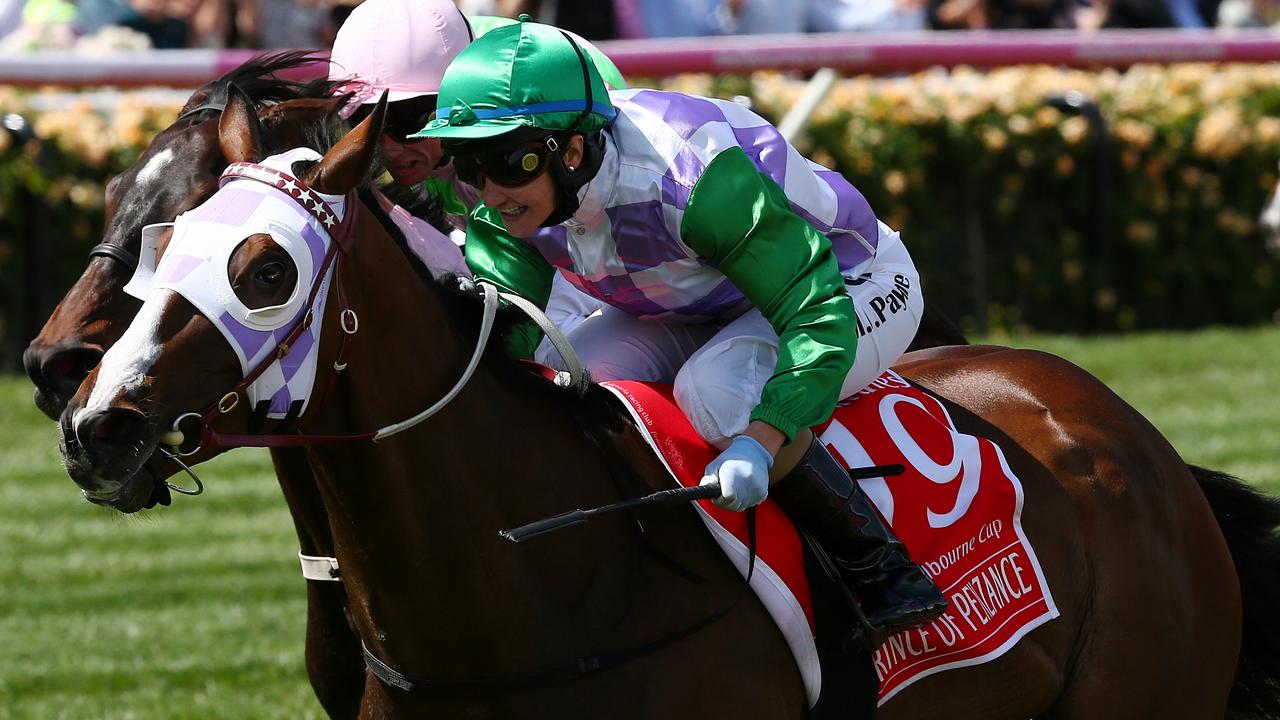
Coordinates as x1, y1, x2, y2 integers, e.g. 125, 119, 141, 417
23, 65, 967, 720
21, 55, 368, 719
57, 94, 1280, 718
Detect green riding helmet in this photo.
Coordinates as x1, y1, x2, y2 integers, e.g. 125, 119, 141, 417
467, 15, 627, 92
411, 15, 616, 142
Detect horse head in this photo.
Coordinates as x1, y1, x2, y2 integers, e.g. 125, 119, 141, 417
24, 52, 343, 420
59, 90, 385, 513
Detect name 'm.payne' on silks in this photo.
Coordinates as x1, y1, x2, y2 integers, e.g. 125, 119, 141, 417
122, 148, 346, 420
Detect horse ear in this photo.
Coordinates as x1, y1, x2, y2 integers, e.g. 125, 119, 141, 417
300, 92, 387, 196
219, 83, 265, 164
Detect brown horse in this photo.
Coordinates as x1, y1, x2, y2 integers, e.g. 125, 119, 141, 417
21, 56, 368, 719
57, 94, 1280, 717
24, 61, 967, 720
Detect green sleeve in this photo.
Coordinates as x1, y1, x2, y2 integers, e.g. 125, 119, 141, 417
464, 204, 556, 359
421, 176, 471, 224
680, 147, 857, 442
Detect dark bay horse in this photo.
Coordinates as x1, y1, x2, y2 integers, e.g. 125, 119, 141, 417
57, 95, 1280, 717
21, 56, 368, 719
23, 62, 966, 720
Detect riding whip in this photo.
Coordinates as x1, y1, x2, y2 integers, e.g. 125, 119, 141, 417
499, 463, 906, 544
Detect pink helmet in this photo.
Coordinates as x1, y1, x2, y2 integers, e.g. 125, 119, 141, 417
328, 0, 473, 118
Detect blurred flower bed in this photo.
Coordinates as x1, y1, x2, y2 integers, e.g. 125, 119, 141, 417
2, 63, 1280, 361
674, 63, 1280, 332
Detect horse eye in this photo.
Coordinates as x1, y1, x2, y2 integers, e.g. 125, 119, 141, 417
256, 261, 287, 286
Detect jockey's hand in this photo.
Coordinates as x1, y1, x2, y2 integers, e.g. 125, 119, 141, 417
701, 435, 774, 512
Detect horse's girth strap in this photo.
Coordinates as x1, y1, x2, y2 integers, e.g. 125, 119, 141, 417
360, 602, 734, 697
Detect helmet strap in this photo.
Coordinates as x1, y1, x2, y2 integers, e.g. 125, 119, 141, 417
540, 131, 605, 227
559, 30, 593, 133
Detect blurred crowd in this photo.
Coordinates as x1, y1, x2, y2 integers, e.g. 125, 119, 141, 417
1, 0, 1277, 52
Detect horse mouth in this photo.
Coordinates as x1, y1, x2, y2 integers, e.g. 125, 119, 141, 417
79, 454, 173, 513
60, 415, 172, 514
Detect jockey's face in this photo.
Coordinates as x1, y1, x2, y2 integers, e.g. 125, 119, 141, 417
474, 134, 584, 238
355, 96, 443, 186
478, 169, 555, 238
379, 133, 446, 186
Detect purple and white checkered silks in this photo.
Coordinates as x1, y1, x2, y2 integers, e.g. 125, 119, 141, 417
524, 88, 882, 323
142, 148, 347, 419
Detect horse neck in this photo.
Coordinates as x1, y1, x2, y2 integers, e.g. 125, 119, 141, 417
301, 207, 733, 679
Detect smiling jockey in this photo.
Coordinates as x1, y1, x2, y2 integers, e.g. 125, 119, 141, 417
414, 17, 947, 639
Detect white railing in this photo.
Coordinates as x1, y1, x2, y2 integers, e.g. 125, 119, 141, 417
1, 29, 1279, 88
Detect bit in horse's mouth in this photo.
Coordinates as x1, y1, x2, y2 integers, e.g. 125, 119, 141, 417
80, 454, 173, 512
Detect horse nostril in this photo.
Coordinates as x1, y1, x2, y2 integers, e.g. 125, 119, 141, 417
22, 345, 44, 388
37, 346, 103, 395
76, 407, 151, 458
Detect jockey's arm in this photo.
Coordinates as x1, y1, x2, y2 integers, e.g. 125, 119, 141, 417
463, 204, 557, 358
681, 147, 858, 446
421, 176, 474, 231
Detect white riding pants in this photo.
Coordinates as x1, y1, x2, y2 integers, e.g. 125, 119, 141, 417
536, 271, 605, 359
539, 225, 922, 447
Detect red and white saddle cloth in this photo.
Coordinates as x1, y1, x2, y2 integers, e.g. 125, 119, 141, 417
601, 370, 1059, 707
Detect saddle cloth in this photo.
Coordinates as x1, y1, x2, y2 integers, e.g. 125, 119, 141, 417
601, 369, 1058, 707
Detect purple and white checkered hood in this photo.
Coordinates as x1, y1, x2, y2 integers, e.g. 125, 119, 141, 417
130, 148, 346, 419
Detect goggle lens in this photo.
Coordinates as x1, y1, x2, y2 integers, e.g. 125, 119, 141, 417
454, 137, 559, 189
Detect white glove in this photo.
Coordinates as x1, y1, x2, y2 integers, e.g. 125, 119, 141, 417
700, 435, 774, 512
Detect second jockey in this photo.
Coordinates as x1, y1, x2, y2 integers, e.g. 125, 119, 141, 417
415, 17, 947, 639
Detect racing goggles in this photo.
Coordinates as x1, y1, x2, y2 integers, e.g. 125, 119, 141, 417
452, 135, 562, 190
351, 95, 438, 144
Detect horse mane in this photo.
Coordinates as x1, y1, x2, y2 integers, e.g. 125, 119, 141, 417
181, 51, 346, 114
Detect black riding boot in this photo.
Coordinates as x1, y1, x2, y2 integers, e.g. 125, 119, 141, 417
772, 436, 947, 639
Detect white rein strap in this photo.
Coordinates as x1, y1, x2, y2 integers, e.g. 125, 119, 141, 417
300, 280, 583, 582
497, 288, 586, 383
371, 280, 584, 441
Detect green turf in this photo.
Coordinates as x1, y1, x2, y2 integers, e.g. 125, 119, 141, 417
0, 382, 322, 719
1, 325, 1277, 717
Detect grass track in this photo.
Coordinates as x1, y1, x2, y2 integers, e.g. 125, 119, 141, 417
1, 326, 1277, 718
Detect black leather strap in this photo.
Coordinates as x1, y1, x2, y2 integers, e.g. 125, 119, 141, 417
88, 242, 139, 270
362, 603, 734, 698
175, 100, 227, 123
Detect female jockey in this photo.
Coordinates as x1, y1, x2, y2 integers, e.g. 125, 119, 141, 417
414, 17, 946, 639
326, 0, 620, 334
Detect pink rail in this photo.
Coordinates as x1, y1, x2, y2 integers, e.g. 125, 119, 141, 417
1, 29, 1279, 87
